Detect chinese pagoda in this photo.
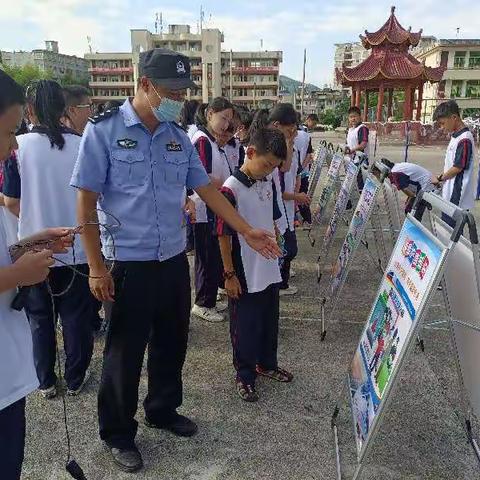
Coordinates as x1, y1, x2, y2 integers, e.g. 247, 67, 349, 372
336, 6, 445, 122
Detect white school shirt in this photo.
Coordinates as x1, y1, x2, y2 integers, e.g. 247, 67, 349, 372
294, 129, 311, 166
442, 128, 476, 210
389, 163, 434, 196
272, 168, 287, 235
347, 124, 369, 158
282, 147, 301, 231
221, 171, 281, 293
0, 215, 38, 411
187, 124, 198, 139
15, 131, 86, 265
189, 129, 228, 224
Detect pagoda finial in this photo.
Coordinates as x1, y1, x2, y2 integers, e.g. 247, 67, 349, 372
391, 5, 396, 14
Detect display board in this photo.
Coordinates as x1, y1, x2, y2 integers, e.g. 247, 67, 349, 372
308, 146, 327, 198
349, 216, 446, 457
313, 152, 344, 225
382, 180, 402, 241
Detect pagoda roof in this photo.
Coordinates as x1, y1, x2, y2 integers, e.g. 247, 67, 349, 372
360, 6, 422, 49
336, 48, 445, 85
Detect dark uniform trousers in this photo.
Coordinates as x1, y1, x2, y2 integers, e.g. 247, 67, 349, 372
229, 284, 279, 385
298, 175, 312, 224
280, 229, 298, 289
26, 264, 95, 390
193, 222, 222, 308
0, 397, 26, 480
98, 253, 191, 449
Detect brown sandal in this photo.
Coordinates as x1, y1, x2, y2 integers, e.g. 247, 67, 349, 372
256, 366, 293, 383
236, 380, 259, 402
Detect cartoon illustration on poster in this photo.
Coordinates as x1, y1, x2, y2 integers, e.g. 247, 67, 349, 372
349, 217, 444, 454
323, 161, 359, 250
313, 153, 343, 224
330, 176, 378, 295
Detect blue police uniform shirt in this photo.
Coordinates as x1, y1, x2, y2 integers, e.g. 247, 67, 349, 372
70, 99, 210, 262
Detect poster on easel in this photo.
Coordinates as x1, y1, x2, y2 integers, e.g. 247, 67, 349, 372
330, 176, 379, 297
308, 146, 327, 198
313, 153, 345, 225
348, 216, 445, 456
323, 160, 359, 251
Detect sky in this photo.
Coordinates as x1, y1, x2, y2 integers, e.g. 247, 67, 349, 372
1, 0, 480, 86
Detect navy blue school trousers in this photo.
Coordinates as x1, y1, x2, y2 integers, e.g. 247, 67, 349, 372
280, 229, 298, 289
229, 283, 279, 385
26, 265, 95, 391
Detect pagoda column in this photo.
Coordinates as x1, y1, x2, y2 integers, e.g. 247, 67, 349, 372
355, 85, 361, 108
351, 87, 356, 107
404, 85, 413, 121
363, 90, 369, 122
416, 83, 424, 121
387, 88, 394, 119
376, 84, 385, 122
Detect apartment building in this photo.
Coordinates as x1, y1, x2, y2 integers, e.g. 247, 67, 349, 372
415, 39, 480, 121
333, 42, 369, 88
293, 87, 345, 116
1, 41, 88, 81
85, 52, 135, 105
86, 24, 282, 107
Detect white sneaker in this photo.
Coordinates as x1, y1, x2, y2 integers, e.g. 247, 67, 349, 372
216, 301, 228, 312
279, 286, 298, 296
290, 269, 297, 278
217, 288, 227, 301
191, 304, 225, 323
39, 384, 57, 399
67, 368, 91, 396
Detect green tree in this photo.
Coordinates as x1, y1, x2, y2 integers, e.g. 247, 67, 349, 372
0, 63, 52, 86
319, 110, 342, 128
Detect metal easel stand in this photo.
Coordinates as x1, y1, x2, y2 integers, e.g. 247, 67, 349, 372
331, 205, 467, 480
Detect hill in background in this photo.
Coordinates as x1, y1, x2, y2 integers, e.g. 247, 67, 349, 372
279, 75, 321, 94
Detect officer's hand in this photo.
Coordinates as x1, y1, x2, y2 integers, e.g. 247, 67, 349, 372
89, 266, 115, 302
184, 198, 196, 224
12, 249, 54, 286
243, 228, 282, 259
295, 192, 311, 206
225, 275, 242, 299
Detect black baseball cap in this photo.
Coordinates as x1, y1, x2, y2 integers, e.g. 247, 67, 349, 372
139, 48, 197, 90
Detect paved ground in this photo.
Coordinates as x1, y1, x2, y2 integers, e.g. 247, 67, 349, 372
22, 132, 480, 479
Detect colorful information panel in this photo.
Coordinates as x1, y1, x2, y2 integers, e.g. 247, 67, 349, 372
323, 160, 359, 251
313, 153, 344, 224
308, 147, 327, 198
330, 176, 379, 296
348, 217, 445, 456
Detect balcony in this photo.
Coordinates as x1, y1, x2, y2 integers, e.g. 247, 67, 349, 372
88, 67, 133, 74
89, 81, 134, 88
225, 66, 279, 75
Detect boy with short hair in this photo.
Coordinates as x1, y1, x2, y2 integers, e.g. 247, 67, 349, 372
432, 100, 476, 224
345, 106, 369, 190
217, 128, 293, 402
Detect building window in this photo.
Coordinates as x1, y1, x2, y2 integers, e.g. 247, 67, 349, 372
454, 51, 466, 69
451, 80, 463, 98
469, 51, 480, 69
466, 80, 480, 98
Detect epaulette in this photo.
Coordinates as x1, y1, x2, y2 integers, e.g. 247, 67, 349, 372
88, 106, 120, 124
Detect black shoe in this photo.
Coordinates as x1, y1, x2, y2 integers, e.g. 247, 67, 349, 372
145, 412, 198, 437
103, 443, 143, 472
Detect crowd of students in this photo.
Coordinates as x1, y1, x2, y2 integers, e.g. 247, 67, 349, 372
0, 44, 477, 478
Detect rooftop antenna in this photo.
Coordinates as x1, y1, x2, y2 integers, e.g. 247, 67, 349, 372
260, 39, 263, 50
160, 13, 163, 34
155, 13, 159, 34
86, 36, 92, 54
456, 27, 460, 38
200, 5, 205, 31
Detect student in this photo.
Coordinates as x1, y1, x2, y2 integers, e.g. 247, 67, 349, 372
432, 100, 476, 226
251, 105, 310, 295
345, 106, 369, 190
294, 112, 313, 226
189, 97, 235, 322
3, 80, 95, 399
217, 127, 293, 402
234, 106, 253, 147
62, 85, 93, 135
381, 159, 435, 214
304, 113, 319, 132
0, 69, 73, 480
180, 99, 200, 138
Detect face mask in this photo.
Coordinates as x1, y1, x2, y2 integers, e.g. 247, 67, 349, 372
148, 83, 183, 123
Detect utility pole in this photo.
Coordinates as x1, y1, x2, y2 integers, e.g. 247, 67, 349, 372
229, 49, 233, 102
200, 5, 205, 32
300, 48, 307, 118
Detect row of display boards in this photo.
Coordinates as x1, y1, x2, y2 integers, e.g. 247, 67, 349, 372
305, 142, 480, 479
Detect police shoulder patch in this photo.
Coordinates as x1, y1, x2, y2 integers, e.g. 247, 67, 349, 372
88, 106, 120, 124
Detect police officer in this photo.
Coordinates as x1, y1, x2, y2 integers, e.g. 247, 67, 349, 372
70, 48, 280, 473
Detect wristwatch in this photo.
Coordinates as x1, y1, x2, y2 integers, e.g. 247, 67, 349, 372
223, 270, 236, 280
